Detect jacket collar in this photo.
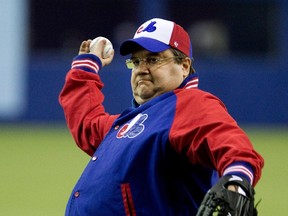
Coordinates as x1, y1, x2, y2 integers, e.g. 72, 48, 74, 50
132, 73, 199, 108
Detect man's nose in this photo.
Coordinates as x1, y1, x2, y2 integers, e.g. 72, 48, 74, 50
134, 62, 150, 74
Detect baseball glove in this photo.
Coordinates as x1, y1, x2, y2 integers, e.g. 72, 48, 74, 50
196, 175, 258, 216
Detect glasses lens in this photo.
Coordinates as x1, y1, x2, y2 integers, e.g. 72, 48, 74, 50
126, 59, 134, 69
146, 57, 160, 65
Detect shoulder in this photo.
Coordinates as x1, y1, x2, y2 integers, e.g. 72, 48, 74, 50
174, 88, 227, 112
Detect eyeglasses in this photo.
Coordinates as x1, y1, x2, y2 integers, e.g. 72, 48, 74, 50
125, 56, 183, 69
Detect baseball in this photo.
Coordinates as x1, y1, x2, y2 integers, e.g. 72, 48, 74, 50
90, 37, 113, 59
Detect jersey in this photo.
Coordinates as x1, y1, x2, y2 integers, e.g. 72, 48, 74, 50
59, 54, 264, 216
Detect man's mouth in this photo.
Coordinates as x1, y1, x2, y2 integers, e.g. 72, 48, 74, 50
137, 79, 151, 85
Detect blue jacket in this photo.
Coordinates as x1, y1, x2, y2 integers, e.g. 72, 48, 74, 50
59, 54, 264, 216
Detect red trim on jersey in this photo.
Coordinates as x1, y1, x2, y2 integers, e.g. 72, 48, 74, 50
184, 78, 199, 89
121, 184, 137, 216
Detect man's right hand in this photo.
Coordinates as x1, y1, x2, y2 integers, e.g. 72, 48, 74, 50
78, 39, 114, 67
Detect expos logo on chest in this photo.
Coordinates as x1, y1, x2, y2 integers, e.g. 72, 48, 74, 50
116, 113, 148, 139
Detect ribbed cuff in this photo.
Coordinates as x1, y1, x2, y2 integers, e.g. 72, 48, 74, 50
223, 162, 254, 185
71, 54, 102, 73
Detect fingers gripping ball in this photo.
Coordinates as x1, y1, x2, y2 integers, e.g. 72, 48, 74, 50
90, 37, 113, 59
196, 175, 258, 216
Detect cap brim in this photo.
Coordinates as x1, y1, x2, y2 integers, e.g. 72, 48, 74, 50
120, 37, 170, 56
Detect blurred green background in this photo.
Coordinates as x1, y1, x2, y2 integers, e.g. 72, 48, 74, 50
0, 124, 287, 215
0, 124, 88, 216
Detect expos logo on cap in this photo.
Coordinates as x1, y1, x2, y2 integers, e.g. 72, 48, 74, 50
120, 18, 192, 58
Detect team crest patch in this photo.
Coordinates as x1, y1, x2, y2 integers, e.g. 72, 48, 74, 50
136, 21, 157, 34
116, 113, 148, 139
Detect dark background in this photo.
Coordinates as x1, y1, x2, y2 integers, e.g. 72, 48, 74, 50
10, 0, 288, 124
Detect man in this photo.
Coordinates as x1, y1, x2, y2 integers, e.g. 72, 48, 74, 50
59, 18, 264, 215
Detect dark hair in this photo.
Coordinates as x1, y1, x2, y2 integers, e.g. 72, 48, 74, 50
170, 48, 196, 75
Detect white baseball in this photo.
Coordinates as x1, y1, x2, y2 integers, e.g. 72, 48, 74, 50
90, 36, 113, 59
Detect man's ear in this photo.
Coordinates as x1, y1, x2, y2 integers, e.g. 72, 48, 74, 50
182, 57, 191, 78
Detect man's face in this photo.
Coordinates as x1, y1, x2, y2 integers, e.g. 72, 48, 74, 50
130, 49, 190, 105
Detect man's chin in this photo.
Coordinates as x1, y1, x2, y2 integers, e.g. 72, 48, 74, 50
134, 92, 155, 105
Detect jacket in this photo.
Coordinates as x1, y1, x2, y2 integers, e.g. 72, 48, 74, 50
59, 54, 264, 216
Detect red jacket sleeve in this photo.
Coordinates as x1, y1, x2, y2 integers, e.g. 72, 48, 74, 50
59, 58, 119, 156
169, 88, 264, 186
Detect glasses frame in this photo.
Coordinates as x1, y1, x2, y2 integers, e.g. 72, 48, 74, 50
125, 56, 184, 69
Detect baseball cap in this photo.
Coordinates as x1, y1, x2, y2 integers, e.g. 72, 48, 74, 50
120, 18, 193, 58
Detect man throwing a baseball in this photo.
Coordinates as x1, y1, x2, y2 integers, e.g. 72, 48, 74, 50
59, 18, 264, 216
